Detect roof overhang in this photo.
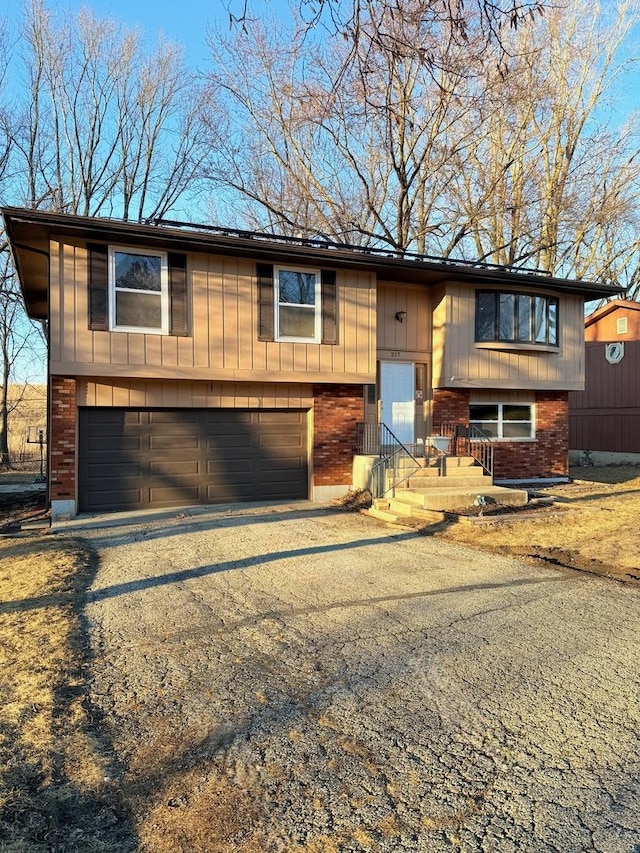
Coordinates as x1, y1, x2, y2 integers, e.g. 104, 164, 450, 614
2, 206, 625, 321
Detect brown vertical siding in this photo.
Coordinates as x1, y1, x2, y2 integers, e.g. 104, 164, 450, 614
376, 282, 432, 356
432, 283, 585, 391
569, 340, 640, 452
50, 240, 376, 383
80, 378, 314, 410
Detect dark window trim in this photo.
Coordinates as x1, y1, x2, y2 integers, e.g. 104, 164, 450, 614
88, 243, 188, 336
475, 290, 559, 347
257, 263, 338, 345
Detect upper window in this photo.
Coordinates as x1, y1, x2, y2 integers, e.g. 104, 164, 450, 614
476, 291, 558, 346
109, 247, 169, 334
470, 403, 534, 440
275, 266, 321, 342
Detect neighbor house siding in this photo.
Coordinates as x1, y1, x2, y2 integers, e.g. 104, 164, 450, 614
49, 240, 377, 384
569, 340, 640, 453
584, 305, 640, 342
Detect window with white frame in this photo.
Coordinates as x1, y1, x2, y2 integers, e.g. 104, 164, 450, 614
109, 247, 169, 333
275, 266, 321, 342
470, 403, 534, 439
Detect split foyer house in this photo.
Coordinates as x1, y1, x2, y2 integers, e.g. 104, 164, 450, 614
2, 207, 621, 520
569, 298, 640, 463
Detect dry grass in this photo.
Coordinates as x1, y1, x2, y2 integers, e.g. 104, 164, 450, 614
434, 465, 640, 584
0, 534, 136, 852
5, 384, 46, 467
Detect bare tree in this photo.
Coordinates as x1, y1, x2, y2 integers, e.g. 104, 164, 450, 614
205, 0, 640, 294
0, 0, 213, 463
444, 0, 640, 283
225, 0, 546, 68
205, 12, 483, 249
0, 257, 45, 467
12, 0, 211, 219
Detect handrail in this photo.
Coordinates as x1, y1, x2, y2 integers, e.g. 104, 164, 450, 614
439, 422, 494, 477
368, 423, 425, 499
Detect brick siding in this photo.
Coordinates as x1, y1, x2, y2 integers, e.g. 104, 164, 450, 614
313, 384, 364, 486
493, 392, 569, 480
432, 389, 470, 429
433, 388, 568, 479
49, 376, 77, 502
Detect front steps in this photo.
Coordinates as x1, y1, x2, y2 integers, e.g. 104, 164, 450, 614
364, 454, 529, 524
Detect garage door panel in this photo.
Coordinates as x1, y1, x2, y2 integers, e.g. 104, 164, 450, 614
87, 488, 143, 508
86, 463, 144, 479
207, 438, 254, 453
150, 435, 201, 451
149, 485, 202, 504
149, 460, 201, 476
79, 407, 308, 512
206, 458, 252, 474
85, 435, 143, 452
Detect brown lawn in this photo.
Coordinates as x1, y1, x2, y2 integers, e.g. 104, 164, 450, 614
433, 465, 640, 585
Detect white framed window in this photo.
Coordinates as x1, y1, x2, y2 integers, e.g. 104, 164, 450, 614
109, 246, 169, 334
275, 266, 321, 342
470, 402, 535, 440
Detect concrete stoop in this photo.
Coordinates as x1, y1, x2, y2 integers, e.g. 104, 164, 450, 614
366, 454, 529, 524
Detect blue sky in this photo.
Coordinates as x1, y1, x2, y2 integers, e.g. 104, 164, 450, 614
5, 0, 638, 112
6, 0, 289, 68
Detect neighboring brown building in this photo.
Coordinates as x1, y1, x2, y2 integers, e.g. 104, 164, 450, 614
569, 299, 640, 462
2, 207, 621, 519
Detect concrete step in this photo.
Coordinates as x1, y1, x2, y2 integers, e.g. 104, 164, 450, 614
389, 485, 528, 512
392, 455, 478, 472
365, 505, 416, 526
401, 466, 490, 481
385, 499, 446, 524
400, 473, 492, 490
441, 456, 477, 468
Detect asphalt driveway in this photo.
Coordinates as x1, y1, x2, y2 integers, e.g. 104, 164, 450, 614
78, 502, 640, 852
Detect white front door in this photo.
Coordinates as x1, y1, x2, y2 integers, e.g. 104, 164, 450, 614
380, 361, 415, 445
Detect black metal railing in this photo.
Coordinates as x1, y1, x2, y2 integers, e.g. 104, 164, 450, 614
370, 424, 423, 498
439, 422, 494, 477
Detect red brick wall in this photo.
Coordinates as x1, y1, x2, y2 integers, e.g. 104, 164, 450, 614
432, 389, 470, 429
493, 392, 569, 480
432, 388, 568, 479
313, 384, 364, 486
49, 377, 77, 502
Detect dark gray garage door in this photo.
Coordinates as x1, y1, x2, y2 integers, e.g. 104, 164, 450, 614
78, 408, 309, 512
